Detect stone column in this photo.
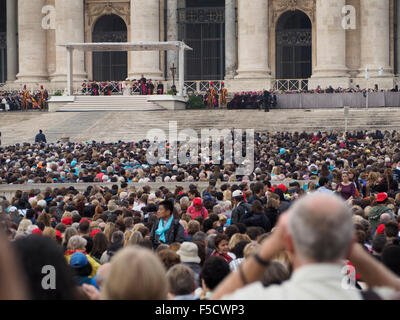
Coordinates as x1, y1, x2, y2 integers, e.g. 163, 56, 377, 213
16, 0, 48, 82
51, 0, 86, 82
397, 0, 400, 75
311, 0, 348, 84
235, 0, 270, 79
225, 0, 236, 79
129, 0, 163, 80
359, 0, 391, 78
6, 0, 18, 82
167, 0, 178, 80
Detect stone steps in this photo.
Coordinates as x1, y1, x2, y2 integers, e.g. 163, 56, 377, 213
57, 95, 165, 112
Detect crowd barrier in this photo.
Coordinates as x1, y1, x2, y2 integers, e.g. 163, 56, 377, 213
276, 92, 400, 109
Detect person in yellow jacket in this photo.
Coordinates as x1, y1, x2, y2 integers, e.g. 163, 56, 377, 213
219, 82, 228, 108
65, 237, 100, 279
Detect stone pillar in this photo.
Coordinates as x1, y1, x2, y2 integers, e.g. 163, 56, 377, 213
167, 0, 178, 80
6, 0, 18, 82
16, 0, 48, 82
310, 0, 348, 87
51, 0, 86, 82
397, 0, 400, 75
359, 0, 391, 78
225, 0, 236, 79
235, 0, 270, 79
129, 0, 163, 80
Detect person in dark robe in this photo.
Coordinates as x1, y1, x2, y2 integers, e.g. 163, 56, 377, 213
263, 89, 270, 112
140, 74, 147, 95
147, 80, 155, 95
157, 82, 164, 95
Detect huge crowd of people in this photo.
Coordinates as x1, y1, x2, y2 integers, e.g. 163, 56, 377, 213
0, 129, 399, 299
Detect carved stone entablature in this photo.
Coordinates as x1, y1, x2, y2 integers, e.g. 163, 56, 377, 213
271, 0, 315, 24
86, 1, 130, 29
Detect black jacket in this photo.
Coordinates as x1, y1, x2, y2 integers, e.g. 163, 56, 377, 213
231, 202, 252, 225
150, 217, 185, 249
240, 212, 271, 232
35, 132, 47, 143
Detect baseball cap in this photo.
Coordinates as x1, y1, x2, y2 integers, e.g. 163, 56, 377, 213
193, 198, 202, 206
376, 193, 388, 203
232, 190, 243, 198
91, 229, 101, 238
62, 217, 73, 225
70, 252, 88, 268
277, 184, 287, 193
31, 228, 42, 235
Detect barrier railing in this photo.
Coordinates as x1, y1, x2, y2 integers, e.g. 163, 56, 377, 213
273, 79, 309, 92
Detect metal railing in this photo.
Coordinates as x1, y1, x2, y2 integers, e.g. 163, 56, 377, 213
273, 79, 309, 92
184, 80, 224, 94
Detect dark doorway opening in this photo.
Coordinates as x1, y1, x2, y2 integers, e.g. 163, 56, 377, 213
276, 10, 312, 79
178, 0, 225, 80
92, 14, 127, 81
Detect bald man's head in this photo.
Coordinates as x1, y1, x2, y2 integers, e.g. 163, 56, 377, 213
288, 193, 354, 263
380, 213, 391, 224
96, 263, 111, 289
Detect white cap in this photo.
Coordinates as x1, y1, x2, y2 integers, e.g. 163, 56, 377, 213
232, 190, 243, 198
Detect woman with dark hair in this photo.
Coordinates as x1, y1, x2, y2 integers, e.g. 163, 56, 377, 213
13, 235, 85, 299
90, 232, 109, 261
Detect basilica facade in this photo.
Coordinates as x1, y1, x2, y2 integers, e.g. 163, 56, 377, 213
1, 0, 400, 91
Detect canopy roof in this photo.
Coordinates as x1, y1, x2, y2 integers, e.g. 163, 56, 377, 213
57, 41, 193, 52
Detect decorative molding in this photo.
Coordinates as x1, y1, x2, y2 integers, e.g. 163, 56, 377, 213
272, 0, 315, 24
86, 1, 130, 28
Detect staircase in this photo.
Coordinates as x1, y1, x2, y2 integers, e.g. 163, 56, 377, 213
56, 95, 166, 112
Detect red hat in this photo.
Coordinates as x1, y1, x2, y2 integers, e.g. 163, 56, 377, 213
40, 85, 43, 89
193, 198, 202, 206
80, 218, 90, 224
32, 228, 42, 235
270, 186, 276, 192
210, 82, 213, 85
277, 184, 287, 193
221, 82, 224, 85
91, 229, 101, 238
62, 217, 73, 225
178, 191, 183, 195
376, 224, 385, 235
376, 193, 388, 203
24, 85, 27, 89
56, 230, 62, 240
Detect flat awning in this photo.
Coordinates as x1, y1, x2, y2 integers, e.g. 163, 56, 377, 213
57, 41, 193, 52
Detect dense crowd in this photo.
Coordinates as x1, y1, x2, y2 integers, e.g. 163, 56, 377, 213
0, 171, 399, 299
2, 129, 400, 188
0, 86, 48, 111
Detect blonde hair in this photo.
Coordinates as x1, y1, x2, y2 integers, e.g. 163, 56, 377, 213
42, 227, 56, 240
228, 233, 251, 251
124, 230, 133, 246
102, 247, 168, 300
243, 242, 260, 259
127, 231, 143, 246
104, 223, 116, 243
17, 219, 32, 233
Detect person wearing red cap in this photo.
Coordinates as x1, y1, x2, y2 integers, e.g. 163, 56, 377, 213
368, 193, 393, 233
187, 197, 208, 220
31, 228, 43, 235
62, 217, 73, 226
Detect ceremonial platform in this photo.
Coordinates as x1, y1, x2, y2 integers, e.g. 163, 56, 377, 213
47, 95, 186, 112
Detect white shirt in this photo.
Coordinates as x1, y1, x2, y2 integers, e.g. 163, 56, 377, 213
222, 263, 398, 300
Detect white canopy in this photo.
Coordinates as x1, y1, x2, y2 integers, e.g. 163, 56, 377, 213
57, 41, 193, 96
